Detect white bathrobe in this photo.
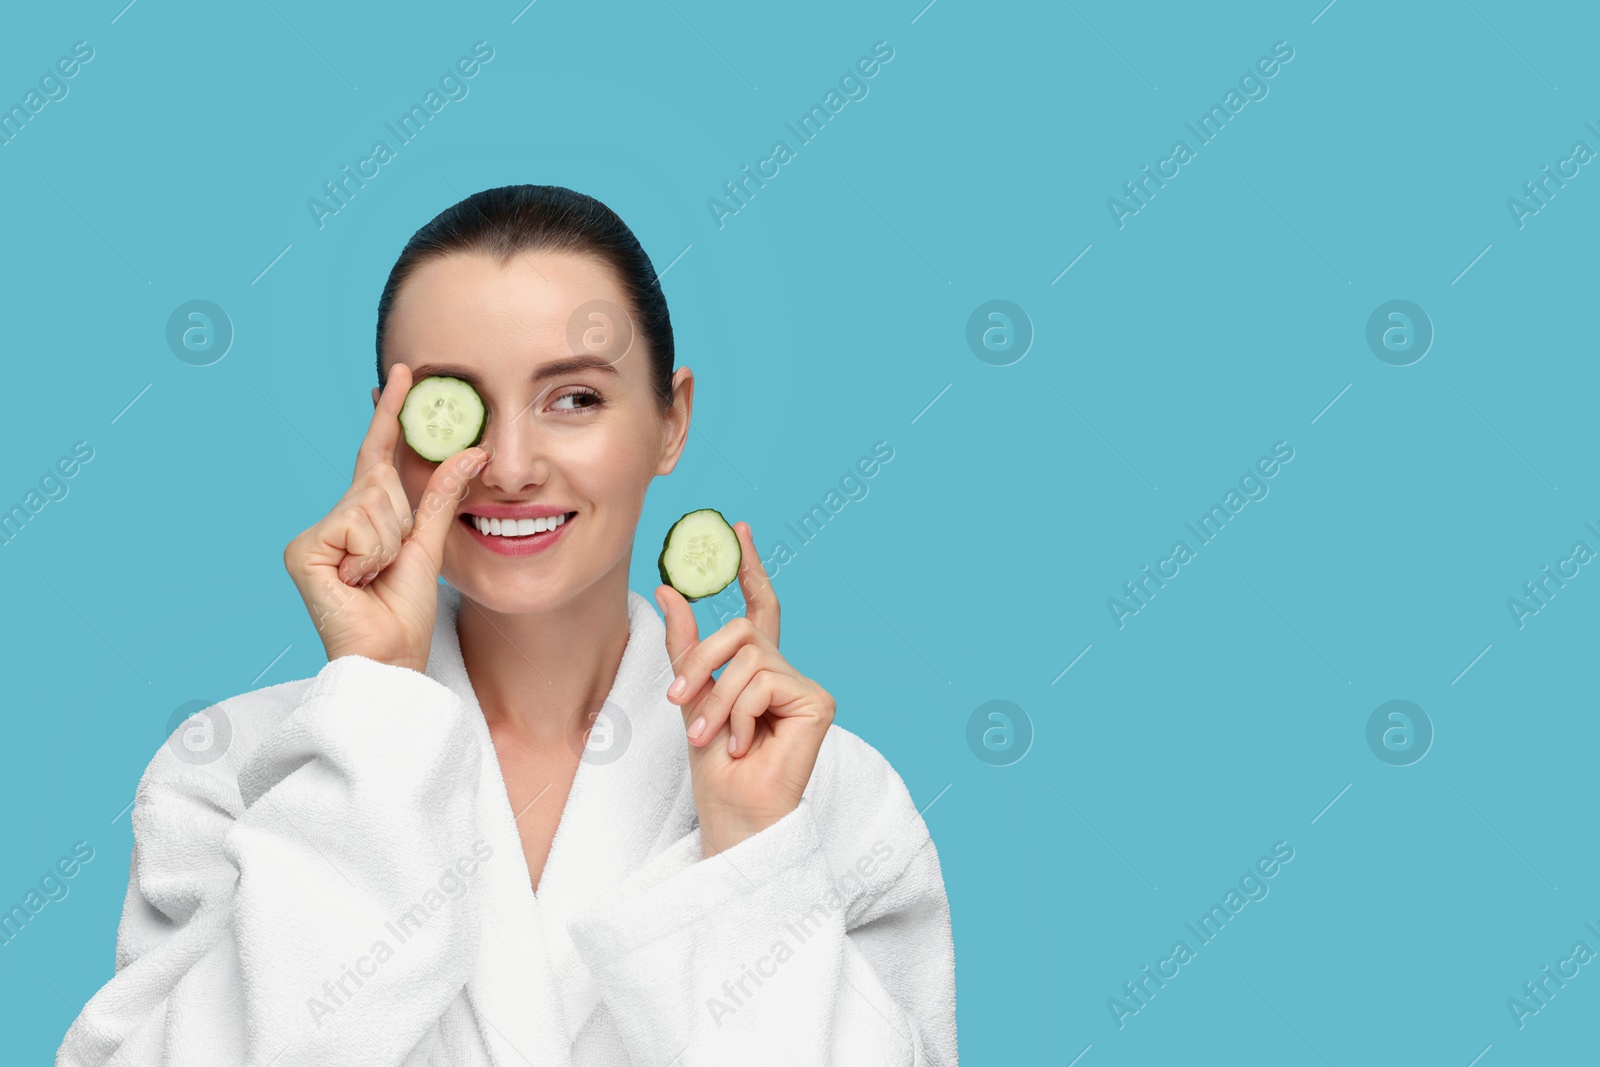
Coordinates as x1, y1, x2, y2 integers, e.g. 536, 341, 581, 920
55, 583, 957, 1066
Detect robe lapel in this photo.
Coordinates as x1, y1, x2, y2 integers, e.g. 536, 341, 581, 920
424, 582, 698, 1060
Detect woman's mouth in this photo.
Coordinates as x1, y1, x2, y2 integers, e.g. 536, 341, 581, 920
458, 510, 576, 556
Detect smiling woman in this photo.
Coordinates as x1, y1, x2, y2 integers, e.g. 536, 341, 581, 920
56, 184, 956, 1066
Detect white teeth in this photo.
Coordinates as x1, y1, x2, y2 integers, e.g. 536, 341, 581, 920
472, 512, 569, 537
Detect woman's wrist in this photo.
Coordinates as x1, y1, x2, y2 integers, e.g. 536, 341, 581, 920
325, 645, 428, 675
698, 803, 795, 858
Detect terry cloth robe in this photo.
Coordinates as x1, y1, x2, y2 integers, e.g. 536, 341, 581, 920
56, 582, 957, 1066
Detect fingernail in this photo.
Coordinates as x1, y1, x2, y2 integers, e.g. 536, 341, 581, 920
727, 732, 738, 755
669, 675, 686, 698
688, 716, 705, 739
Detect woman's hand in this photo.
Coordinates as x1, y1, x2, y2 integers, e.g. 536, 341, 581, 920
656, 522, 836, 857
284, 363, 490, 674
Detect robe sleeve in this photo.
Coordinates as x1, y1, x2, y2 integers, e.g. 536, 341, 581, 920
56, 654, 491, 1067
565, 726, 958, 1066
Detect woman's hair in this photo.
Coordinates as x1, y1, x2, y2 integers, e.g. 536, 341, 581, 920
374, 184, 674, 411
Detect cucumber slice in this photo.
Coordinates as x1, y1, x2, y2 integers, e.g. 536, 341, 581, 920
657, 508, 741, 601
399, 375, 486, 462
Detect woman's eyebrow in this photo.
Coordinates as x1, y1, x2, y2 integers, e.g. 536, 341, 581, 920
406, 355, 622, 389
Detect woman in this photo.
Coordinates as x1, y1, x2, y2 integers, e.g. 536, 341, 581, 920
57, 185, 956, 1065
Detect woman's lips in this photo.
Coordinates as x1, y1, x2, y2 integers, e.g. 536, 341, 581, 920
458, 511, 575, 557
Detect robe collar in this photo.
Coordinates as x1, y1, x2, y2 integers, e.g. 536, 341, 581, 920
424, 580, 698, 1059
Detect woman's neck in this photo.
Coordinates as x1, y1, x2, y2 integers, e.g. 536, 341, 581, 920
455, 575, 633, 749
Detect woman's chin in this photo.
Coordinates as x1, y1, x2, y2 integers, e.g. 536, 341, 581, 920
446, 565, 585, 616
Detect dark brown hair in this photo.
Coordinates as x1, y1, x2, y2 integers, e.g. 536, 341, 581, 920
374, 184, 674, 410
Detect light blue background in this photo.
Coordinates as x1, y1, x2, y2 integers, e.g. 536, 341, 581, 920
3, 0, 1597, 1062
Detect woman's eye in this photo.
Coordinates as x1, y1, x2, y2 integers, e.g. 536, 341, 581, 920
551, 388, 604, 413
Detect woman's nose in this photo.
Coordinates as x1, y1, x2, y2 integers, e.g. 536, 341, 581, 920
476, 404, 546, 493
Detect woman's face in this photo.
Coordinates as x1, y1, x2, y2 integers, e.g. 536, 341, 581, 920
378, 248, 690, 614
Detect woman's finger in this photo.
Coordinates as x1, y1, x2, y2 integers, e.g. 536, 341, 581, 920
726, 670, 778, 757
408, 445, 491, 574
332, 505, 384, 585
354, 363, 411, 483
732, 522, 780, 647
327, 490, 404, 587
656, 584, 702, 687
686, 643, 765, 747
351, 488, 406, 580
367, 461, 415, 539
666, 615, 767, 713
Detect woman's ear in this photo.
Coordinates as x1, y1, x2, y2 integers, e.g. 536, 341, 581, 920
372, 386, 381, 408
656, 367, 694, 475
